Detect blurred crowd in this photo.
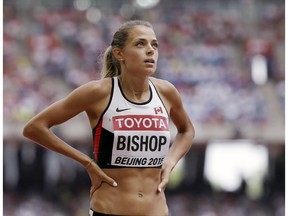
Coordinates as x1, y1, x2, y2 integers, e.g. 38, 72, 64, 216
3, 0, 285, 216
3, 1, 285, 126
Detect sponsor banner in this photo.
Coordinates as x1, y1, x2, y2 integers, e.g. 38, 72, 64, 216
112, 115, 169, 131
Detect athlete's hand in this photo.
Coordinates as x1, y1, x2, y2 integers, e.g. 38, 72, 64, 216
157, 161, 173, 193
85, 160, 117, 197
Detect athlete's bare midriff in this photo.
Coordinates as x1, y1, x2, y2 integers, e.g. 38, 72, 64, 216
90, 168, 169, 216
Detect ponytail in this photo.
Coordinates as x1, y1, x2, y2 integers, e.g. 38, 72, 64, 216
101, 46, 121, 78
100, 20, 153, 79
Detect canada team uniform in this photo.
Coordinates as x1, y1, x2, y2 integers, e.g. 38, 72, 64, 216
92, 77, 171, 168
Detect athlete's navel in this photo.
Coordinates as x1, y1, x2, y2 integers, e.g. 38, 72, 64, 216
137, 191, 144, 198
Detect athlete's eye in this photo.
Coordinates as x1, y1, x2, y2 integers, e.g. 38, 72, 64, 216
152, 43, 159, 49
136, 41, 145, 47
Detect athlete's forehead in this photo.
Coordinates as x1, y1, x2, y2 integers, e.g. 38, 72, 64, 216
127, 25, 157, 43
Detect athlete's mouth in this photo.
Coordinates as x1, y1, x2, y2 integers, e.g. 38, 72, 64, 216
144, 59, 155, 64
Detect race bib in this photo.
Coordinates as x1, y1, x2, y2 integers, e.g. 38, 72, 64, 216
111, 115, 170, 167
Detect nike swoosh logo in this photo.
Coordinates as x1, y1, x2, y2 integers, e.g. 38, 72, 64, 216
116, 107, 131, 112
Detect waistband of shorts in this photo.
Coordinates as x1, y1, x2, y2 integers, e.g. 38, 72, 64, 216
89, 208, 170, 216
89, 208, 123, 216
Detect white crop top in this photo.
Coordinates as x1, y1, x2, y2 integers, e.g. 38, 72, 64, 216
92, 77, 171, 168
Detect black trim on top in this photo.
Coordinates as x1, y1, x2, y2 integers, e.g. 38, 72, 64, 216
117, 77, 152, 105
149, 79, 169, 117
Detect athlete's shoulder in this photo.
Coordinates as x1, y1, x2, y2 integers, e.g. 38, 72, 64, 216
69, 78, 113, 103
78, 77, 112, 94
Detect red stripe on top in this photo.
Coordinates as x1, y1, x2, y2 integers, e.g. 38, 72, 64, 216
93, 118, 103, 160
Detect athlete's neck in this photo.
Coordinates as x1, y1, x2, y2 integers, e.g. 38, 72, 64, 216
118, 75, 150, 101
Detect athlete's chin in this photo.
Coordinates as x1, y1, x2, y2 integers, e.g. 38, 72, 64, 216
143, 68, 156, 76
134, 68, 156, 77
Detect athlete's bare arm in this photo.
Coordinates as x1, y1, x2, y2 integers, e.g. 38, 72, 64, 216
150, 77, 195, 191
22, 78, 117, 188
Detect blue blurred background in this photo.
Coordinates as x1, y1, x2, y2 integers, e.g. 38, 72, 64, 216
3, 0, 285, 215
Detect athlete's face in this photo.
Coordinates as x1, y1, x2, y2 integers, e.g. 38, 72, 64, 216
120, 26, 159, 77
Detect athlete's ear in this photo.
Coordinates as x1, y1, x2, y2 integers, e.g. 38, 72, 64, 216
112, 48, 124, 62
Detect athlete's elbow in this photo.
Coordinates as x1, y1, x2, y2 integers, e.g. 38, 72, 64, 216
190, 124, 196, 140
23, 121, 35, 139
23, 120, 44, 140
185, 124, 195, 146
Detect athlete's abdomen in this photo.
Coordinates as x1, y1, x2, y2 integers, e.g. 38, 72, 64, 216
90, 168, 169, 216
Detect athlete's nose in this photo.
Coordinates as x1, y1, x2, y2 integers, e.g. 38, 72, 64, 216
146, 44, 155, 56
